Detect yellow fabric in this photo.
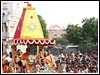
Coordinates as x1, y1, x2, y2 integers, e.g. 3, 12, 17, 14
21, 7, 44, 38
45, 54, 56, 70
46, 54, 55, 64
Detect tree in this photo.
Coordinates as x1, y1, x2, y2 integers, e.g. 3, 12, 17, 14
53, 34, 68, 45
82, 17, 98, 45
38, 15, 49, 38
53, 38, 67, 45
66, 24, 83, 45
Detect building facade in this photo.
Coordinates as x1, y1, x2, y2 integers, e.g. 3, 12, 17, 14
48, 25, 66, 40
2, 1, 27, 53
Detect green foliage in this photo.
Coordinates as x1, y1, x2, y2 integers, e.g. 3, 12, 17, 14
38, 15, 49, 38
37, 16, 98, 46
66, 17, 98, 45
53, 34, 68, 45
82, 17, 98, 45
66, 24, 83, 45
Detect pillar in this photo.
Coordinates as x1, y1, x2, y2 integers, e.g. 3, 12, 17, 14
37, 46, 39, 54
11, 45, 16, 67
40, 46, 44, 58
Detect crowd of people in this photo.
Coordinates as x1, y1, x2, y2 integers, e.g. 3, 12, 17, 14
2, 48, 56, 73
2, 47, 98, 73
55, 50, 98, 73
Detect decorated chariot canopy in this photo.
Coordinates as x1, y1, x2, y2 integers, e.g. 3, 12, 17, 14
7, 2, 55, 46
7, 38, 55, 46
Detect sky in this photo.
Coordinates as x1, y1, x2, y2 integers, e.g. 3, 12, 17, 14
28, 1, 99, 28
2, 1, 99, 28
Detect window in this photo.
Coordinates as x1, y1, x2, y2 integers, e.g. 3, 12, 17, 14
2, 8, 8, 10
63, 29, 66, 31
17, 3, 19, 5
3, 2, 7, 4
10, 26, 14, 28
54, 34, 57, 36
49, 29, 52, 31
2, 12, 5, 15
2, 23, 8, 32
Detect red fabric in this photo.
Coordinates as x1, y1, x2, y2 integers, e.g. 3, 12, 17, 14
13, 9, 26, 39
